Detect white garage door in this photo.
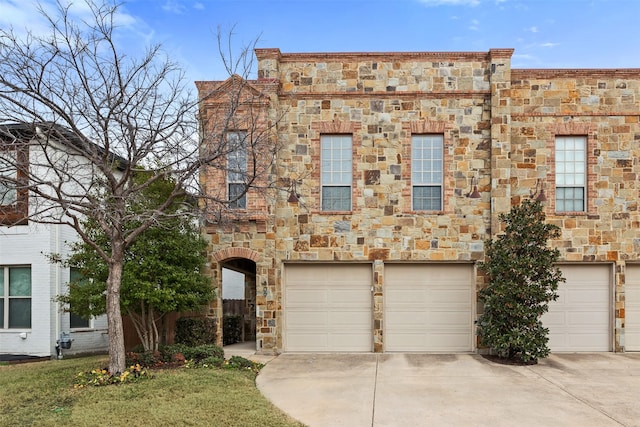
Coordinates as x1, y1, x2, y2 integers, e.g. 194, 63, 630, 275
283, 264, 372, 352
542, 265, 611, 352
385, 264, 474, 352
625, 265, 640, 351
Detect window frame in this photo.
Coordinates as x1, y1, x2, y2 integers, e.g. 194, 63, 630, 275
68, 267, 92, 329
0, 144, 29, 225
320, 135, 353, 212
226, 131, 248, 209
411, 134, 444, 211
555, 136, 587, 213
0, 150, 18, 205
0, 266, 32, 329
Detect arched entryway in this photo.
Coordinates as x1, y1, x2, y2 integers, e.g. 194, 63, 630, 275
221, 258, 257, 346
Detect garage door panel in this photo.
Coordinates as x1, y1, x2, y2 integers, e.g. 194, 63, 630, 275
284, 264, 372, 352
286, 289, 329, 304
626, 266, 640, 351
385, 264, 473, 352
286, 311, 329, 327
543, 265, 610, 352
329, 309, 371, 326
568, 311, 609, 325
329, 289, 371, 304
431, 311, 471, 326
566, 289, 609, 303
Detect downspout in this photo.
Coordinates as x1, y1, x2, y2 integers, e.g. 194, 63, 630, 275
55, 223, 61, 358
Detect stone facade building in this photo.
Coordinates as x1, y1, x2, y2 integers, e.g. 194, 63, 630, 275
196, 48, 640, 354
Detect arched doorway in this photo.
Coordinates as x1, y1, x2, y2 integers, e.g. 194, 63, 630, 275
221, 258, 257, 346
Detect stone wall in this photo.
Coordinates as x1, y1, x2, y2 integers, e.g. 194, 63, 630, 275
199, 48, 640, 354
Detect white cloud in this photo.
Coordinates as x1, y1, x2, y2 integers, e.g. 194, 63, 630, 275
469, 19, 480, 31
540, 42, 559, 48
0, 1, 137, 36
162, 0, 187, 14
526, 26, 538, 33
193, 2, 205, 10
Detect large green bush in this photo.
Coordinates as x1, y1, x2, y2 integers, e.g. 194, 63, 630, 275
477, 199, 565, 363
175, 317, 217, 346
223, 314, 243, 345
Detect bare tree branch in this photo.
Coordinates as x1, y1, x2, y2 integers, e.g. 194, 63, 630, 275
0, 0, 279, 373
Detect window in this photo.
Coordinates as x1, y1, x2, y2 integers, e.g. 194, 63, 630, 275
555, 136, 586, 212
0, 143, 28, 225
227, 132, 247, 209
0, 151, 17, 205
412, 135, 443, 211
69, 268, 90, 329
0, 266, 31, 329
321, 135, 352, 211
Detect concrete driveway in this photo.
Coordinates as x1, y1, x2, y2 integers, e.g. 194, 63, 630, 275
257, 353, 640, 427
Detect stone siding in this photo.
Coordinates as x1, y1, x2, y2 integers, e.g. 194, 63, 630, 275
199, 48, 640, 354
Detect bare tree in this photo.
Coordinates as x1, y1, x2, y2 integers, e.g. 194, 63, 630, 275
0, 1, 277, 373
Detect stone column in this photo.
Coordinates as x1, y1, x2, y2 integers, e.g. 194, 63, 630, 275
488, 49, 515, 237
254, 48, 281, 80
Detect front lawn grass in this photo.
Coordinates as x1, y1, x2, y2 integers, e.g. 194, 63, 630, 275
0, 356, 304, 426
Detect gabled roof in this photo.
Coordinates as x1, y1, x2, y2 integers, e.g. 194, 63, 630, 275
0, 122, 128, 169
195, 74, 278, 102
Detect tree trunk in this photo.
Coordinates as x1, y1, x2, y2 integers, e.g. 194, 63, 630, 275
106, 246, 126, 374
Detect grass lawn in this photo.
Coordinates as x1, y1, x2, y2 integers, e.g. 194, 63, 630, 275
0, 356, 304, 426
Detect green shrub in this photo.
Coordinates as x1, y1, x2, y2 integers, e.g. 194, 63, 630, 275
179, 344, 224, 363
125, 350, 163, 368
223, 314, 242, 345
225, 355, 263, 373
199, 356, 225, 368
175, 317, 217, 346
477, 199, 564, 363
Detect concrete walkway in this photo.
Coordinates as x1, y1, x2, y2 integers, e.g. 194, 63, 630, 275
256, 353, 640, 427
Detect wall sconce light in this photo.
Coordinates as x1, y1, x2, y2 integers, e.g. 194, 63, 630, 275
467, 176, 481, 199
287, 180, 300, 203
531, 178, 547, 202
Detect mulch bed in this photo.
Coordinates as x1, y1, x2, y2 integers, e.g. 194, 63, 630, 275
482, 354, 538, 366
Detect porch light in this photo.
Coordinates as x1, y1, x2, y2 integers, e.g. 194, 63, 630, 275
467, 176, 481, 199
531, 178, 547, 202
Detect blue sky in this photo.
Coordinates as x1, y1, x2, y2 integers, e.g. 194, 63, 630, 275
1, 0, 639, 83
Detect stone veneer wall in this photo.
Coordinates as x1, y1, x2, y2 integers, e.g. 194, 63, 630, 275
199, 49, 640, 354
509, 69, 640, 351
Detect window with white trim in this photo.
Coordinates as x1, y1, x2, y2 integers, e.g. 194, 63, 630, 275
321, 135, 352, 211
412, 135, 443, 211
227, 131, 247, 209
0, 266, 31, 329
69, 267, 91, 329
555, 136, 586, 212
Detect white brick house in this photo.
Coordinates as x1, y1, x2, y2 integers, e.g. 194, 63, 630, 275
0, 123, 109, 358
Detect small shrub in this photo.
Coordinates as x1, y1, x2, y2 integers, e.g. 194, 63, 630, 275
175, 317, 217, 346
225, 356, 263, 373
125, 350, 163, 368
180, 344, 224, 362
74, 364, 151, 388
223, 314, 242, 345
199, 356, 225, 368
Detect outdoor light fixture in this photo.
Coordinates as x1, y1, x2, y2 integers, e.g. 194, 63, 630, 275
531, 178, 547, 202
287, 181, 300, 203
467, 176, 481, 199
